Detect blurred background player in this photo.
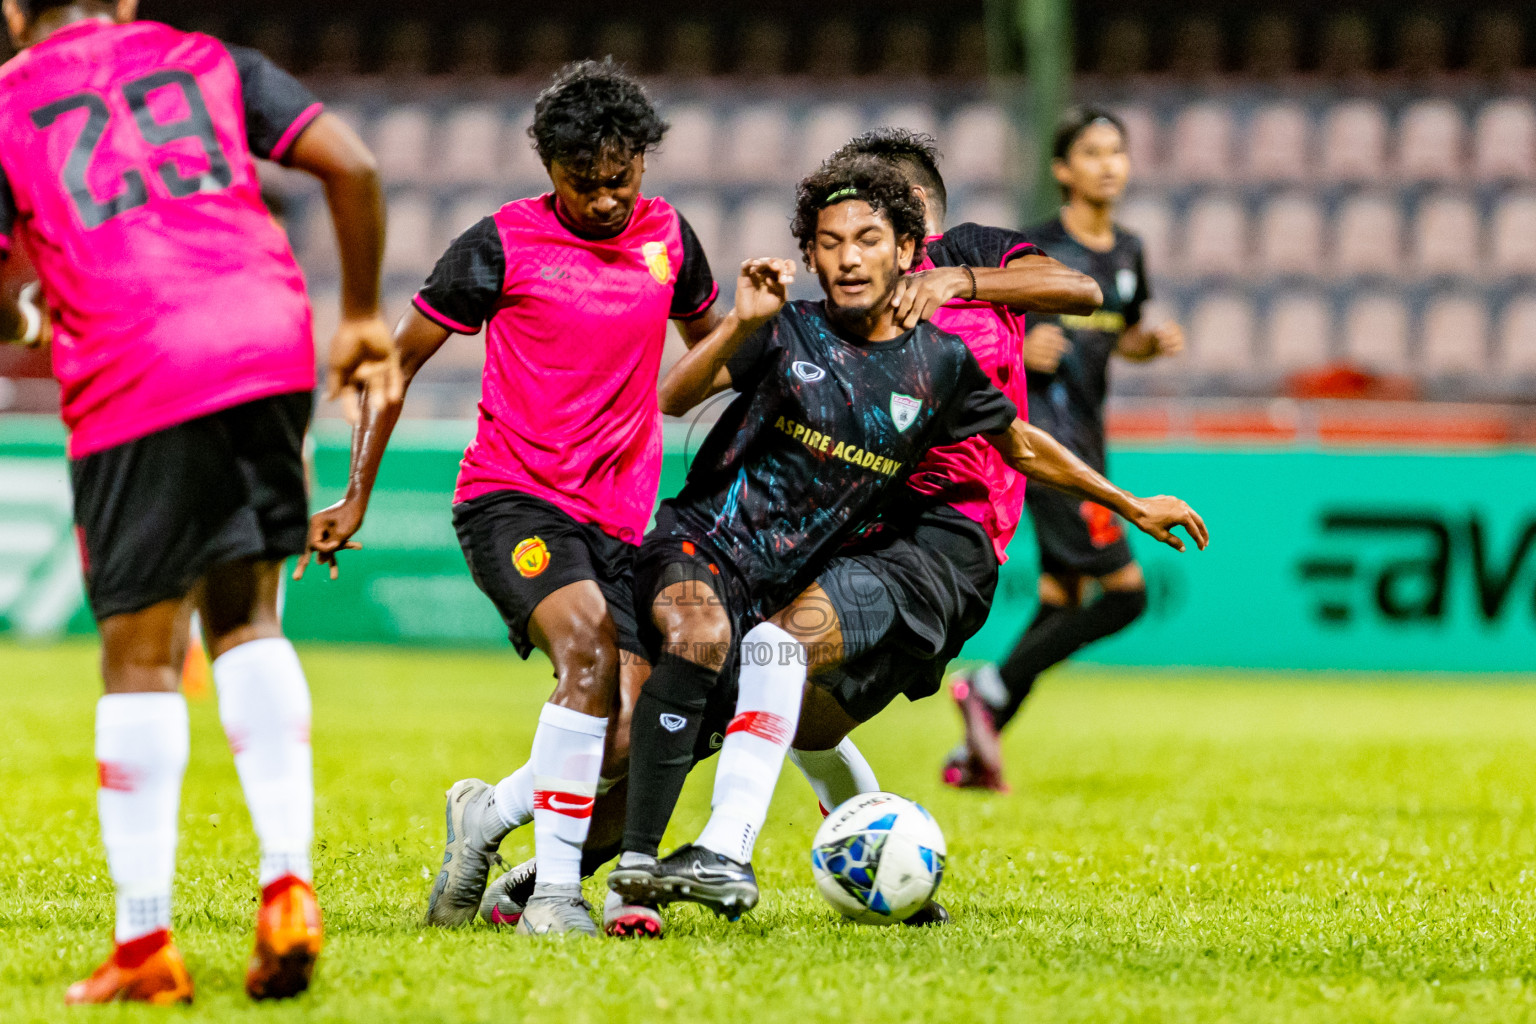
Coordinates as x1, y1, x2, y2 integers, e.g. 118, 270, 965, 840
0, 0, 393, 1003
301, 59, 720, 937
946, 106, 1186, 793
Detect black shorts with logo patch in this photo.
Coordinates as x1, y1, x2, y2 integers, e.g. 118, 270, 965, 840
1027, 484, 1135, 578
812, 504, 999, 722
453, 490, 643, 660
70, 391, 312, 621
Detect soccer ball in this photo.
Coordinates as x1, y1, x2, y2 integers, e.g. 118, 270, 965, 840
810, 791, 946, 925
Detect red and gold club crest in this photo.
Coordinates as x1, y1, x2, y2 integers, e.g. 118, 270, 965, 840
513, 536, 551, 578
642, 241, 671, 284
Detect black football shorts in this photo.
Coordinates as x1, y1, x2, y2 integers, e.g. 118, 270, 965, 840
69, 391, 313, 621
1026, 483, 1135, 578
453, 489, 644, 660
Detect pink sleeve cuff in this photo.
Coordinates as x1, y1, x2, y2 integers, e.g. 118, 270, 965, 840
674, 280, 719, 321
1000, 242, 1039, 267
413, 293, 479, 334
0, 234, 10, 255
270, 102, 324, 162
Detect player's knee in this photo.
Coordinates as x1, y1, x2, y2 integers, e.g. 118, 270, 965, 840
651, 596, 731, 671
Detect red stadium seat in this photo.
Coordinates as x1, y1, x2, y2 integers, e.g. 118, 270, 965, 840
1334, 195, 1403, 276
1411, 194, 1482, 277
1169, 103, 1234, 183
1397, 99, 1465, 182
1182, 196, 1248, 277
1422, 294, 1489, 376
1321, 101, 1388, 183
1490, 193, 1536, 275
1257, 194, 1324, 276
1343, 292, 1410, 373
1266, 292, 1333, 371
1187, 293, 1256, 374
1473, 99, 1536, 180
1498, 295, 1536, 375
1244, 103, 1310, 182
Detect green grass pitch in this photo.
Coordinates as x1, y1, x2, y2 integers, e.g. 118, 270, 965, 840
3, 641, 1536, 1023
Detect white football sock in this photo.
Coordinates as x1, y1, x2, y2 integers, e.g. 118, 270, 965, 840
96, 693, 189, 943
213, 637, 313, 887
530, 703, 607, 889
697, 622, 805, 864
491, 764, 534, 833
790, 737, 879, 812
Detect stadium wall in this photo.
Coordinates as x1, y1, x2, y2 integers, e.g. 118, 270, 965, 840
3, 417, 1535, 671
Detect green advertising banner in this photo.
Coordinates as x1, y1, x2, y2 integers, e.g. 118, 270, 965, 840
4, 416, 1536, 672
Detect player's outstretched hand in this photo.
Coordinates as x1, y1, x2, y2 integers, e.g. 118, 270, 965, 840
1129, 495, 1209, 553
1024, 323, 1069, 373
890, 267, 969, 329
327, 313, 403, 421
294, 498, 367, 581
735, 258, 795, 323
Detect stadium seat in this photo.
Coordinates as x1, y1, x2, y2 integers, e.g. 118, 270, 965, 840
1472, 99, 1536, 180
1117, 197, 1174, 274
1470, 10, 1525, 80
450, 20, 502, 77
1497, 295, 1536, 374
1422, 293, 1489, 375
1245, 103, 1310, 182
876, 103, 940, 145
1266, 292, 1333, 370
594, 22, 647, 72
671, 196, 725, 268
1169, 103, 1234, 182
1243, 13, 1299, 78
1397, 99, 1465, 181
1393, 12, 1448, 77
517, 22, 573, 78
1343, 292, 1410, 373
1320, 101, 1388, 182
720, 104, 793, 182
806, 19, 861, 79
438, 193, 504, 254
877, 19, 933, 78
382, 193, 439, 278
952, 195, 1019, 235
647, 104, 716, 184
1490, 193, 1536, 274
249, 20, 297, 74
734, 19, 790, 77
731, 195, 796, 269
1169, 17, 1224, 79
311, 20, 361, 76
662, 21, 714, 77
1186, 293, 1256, 374
1094, 17, 1149, 77
945, 105, 1015, 185
439, 106, 505, 185
1256, 194, 1324, 276
374, 106, 433, 184
502, 108, 548, 187
1182, 196, 1248, 277
799, 104, 862, 176
1319, 12, 1375, 78
1411, 195, 1481, 277
1334, 195, 1403, 276
381, 20, 433, 76
1111, 105, 1158, 178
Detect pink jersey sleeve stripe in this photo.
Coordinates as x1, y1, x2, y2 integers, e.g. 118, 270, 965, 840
269, 102, 324, 162
1000, 241, 1039, 267
0, 234, 10, 254
413, 293, 479, 334
675, 280, 719, 320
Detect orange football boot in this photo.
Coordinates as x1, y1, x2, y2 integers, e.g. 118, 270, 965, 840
65, 929, 193, 1006
246, 875, 323, 1000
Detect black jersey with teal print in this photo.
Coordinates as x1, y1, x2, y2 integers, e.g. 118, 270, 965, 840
662, 300, 1017, 619
1024, 216, 1149, 471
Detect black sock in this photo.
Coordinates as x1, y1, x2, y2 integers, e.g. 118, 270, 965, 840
621, 653, 717, 857
993, 590, 1147, 729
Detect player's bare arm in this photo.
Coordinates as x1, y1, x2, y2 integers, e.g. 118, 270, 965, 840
890, 253, 1102, 328
674, 304, 724, 348
284, 112, 401, 408
987, 418, 1209, 552
1117, 319, 1185, 362
657, 257, 794, 415
296, 307, 450, 580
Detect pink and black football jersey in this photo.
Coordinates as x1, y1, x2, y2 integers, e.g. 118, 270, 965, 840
0, 19, 322, 457
413, 193, 717, 544
904, 224, 1039, 562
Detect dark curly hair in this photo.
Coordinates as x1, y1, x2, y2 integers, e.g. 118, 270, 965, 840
828, 128, 947, 220
791, 156, 928, 269
528, 59, 668, 171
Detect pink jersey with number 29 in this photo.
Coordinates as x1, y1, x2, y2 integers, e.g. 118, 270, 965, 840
0, 20, 321, 457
